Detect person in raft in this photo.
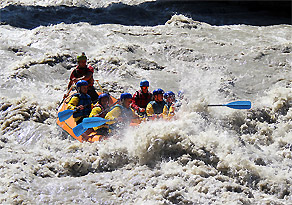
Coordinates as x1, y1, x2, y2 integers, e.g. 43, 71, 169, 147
67, 80, 93, 125
146, 88, 167, 119
89, 93, 110, 136
131, 80, 153, 116
67, 52, 99, 103
162, 91, 176, 120
105, 93, 141, 132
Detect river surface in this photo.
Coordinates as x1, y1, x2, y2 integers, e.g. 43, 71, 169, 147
0, 0, 291, 204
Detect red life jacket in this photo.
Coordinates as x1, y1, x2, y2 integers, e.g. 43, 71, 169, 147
131, 90, 153, 112
71, 65, 94, 86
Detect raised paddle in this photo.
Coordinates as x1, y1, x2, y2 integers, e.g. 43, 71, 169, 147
208, 101, 251, 109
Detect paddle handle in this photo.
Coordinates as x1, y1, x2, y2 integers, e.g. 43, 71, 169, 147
207, 105, 224, 107
95, 80, 104, 92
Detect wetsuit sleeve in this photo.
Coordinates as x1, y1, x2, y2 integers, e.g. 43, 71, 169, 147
131, 91, 140, 112
89, 107, 102, 117
162, 105, 169, 120
105, 107, 122, 124
67, 96, 79, 110
146, 103, 154, 117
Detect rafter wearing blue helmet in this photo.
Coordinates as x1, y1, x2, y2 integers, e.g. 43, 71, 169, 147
105, 93, 140, 132
88, 93, 111, 135
67, 80, 92, 125
140, 80, 149, 87
162, 91, 177, 120
131, 80, 153, 116
146, 88, 167, 119
164, 91, 176, 108
90, 93, 110, 118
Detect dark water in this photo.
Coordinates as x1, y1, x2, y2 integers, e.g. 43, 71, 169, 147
0, 1, 291, 29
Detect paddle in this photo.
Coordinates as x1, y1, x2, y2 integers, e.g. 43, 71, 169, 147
208, 101, 251, 109
58, 93, 118, 123
72, 100, 119, 136
72, 117, 110, 136
82, 117, 110, 128
73, 123, 88, 137
58, 103, 93, 122
95, 80, 104, 92
58, 109, 75, 122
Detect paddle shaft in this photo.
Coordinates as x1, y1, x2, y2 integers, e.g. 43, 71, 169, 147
58, 103, 93, 122
208, 101, 251, 109
57, 85, 74, 110
95, 80, 104, 92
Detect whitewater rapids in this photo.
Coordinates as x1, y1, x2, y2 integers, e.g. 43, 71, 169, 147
0, 1, 291, 204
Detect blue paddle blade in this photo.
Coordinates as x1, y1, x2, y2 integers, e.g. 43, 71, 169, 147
225, 101, 251, 109
58, 109, 74, 122
73, 123, 87, 137
82, 117, 110, 128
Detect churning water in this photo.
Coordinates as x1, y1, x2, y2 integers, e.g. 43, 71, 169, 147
0, 1, 291, 204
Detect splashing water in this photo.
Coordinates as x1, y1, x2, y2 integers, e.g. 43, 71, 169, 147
0, 1, 291, 204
